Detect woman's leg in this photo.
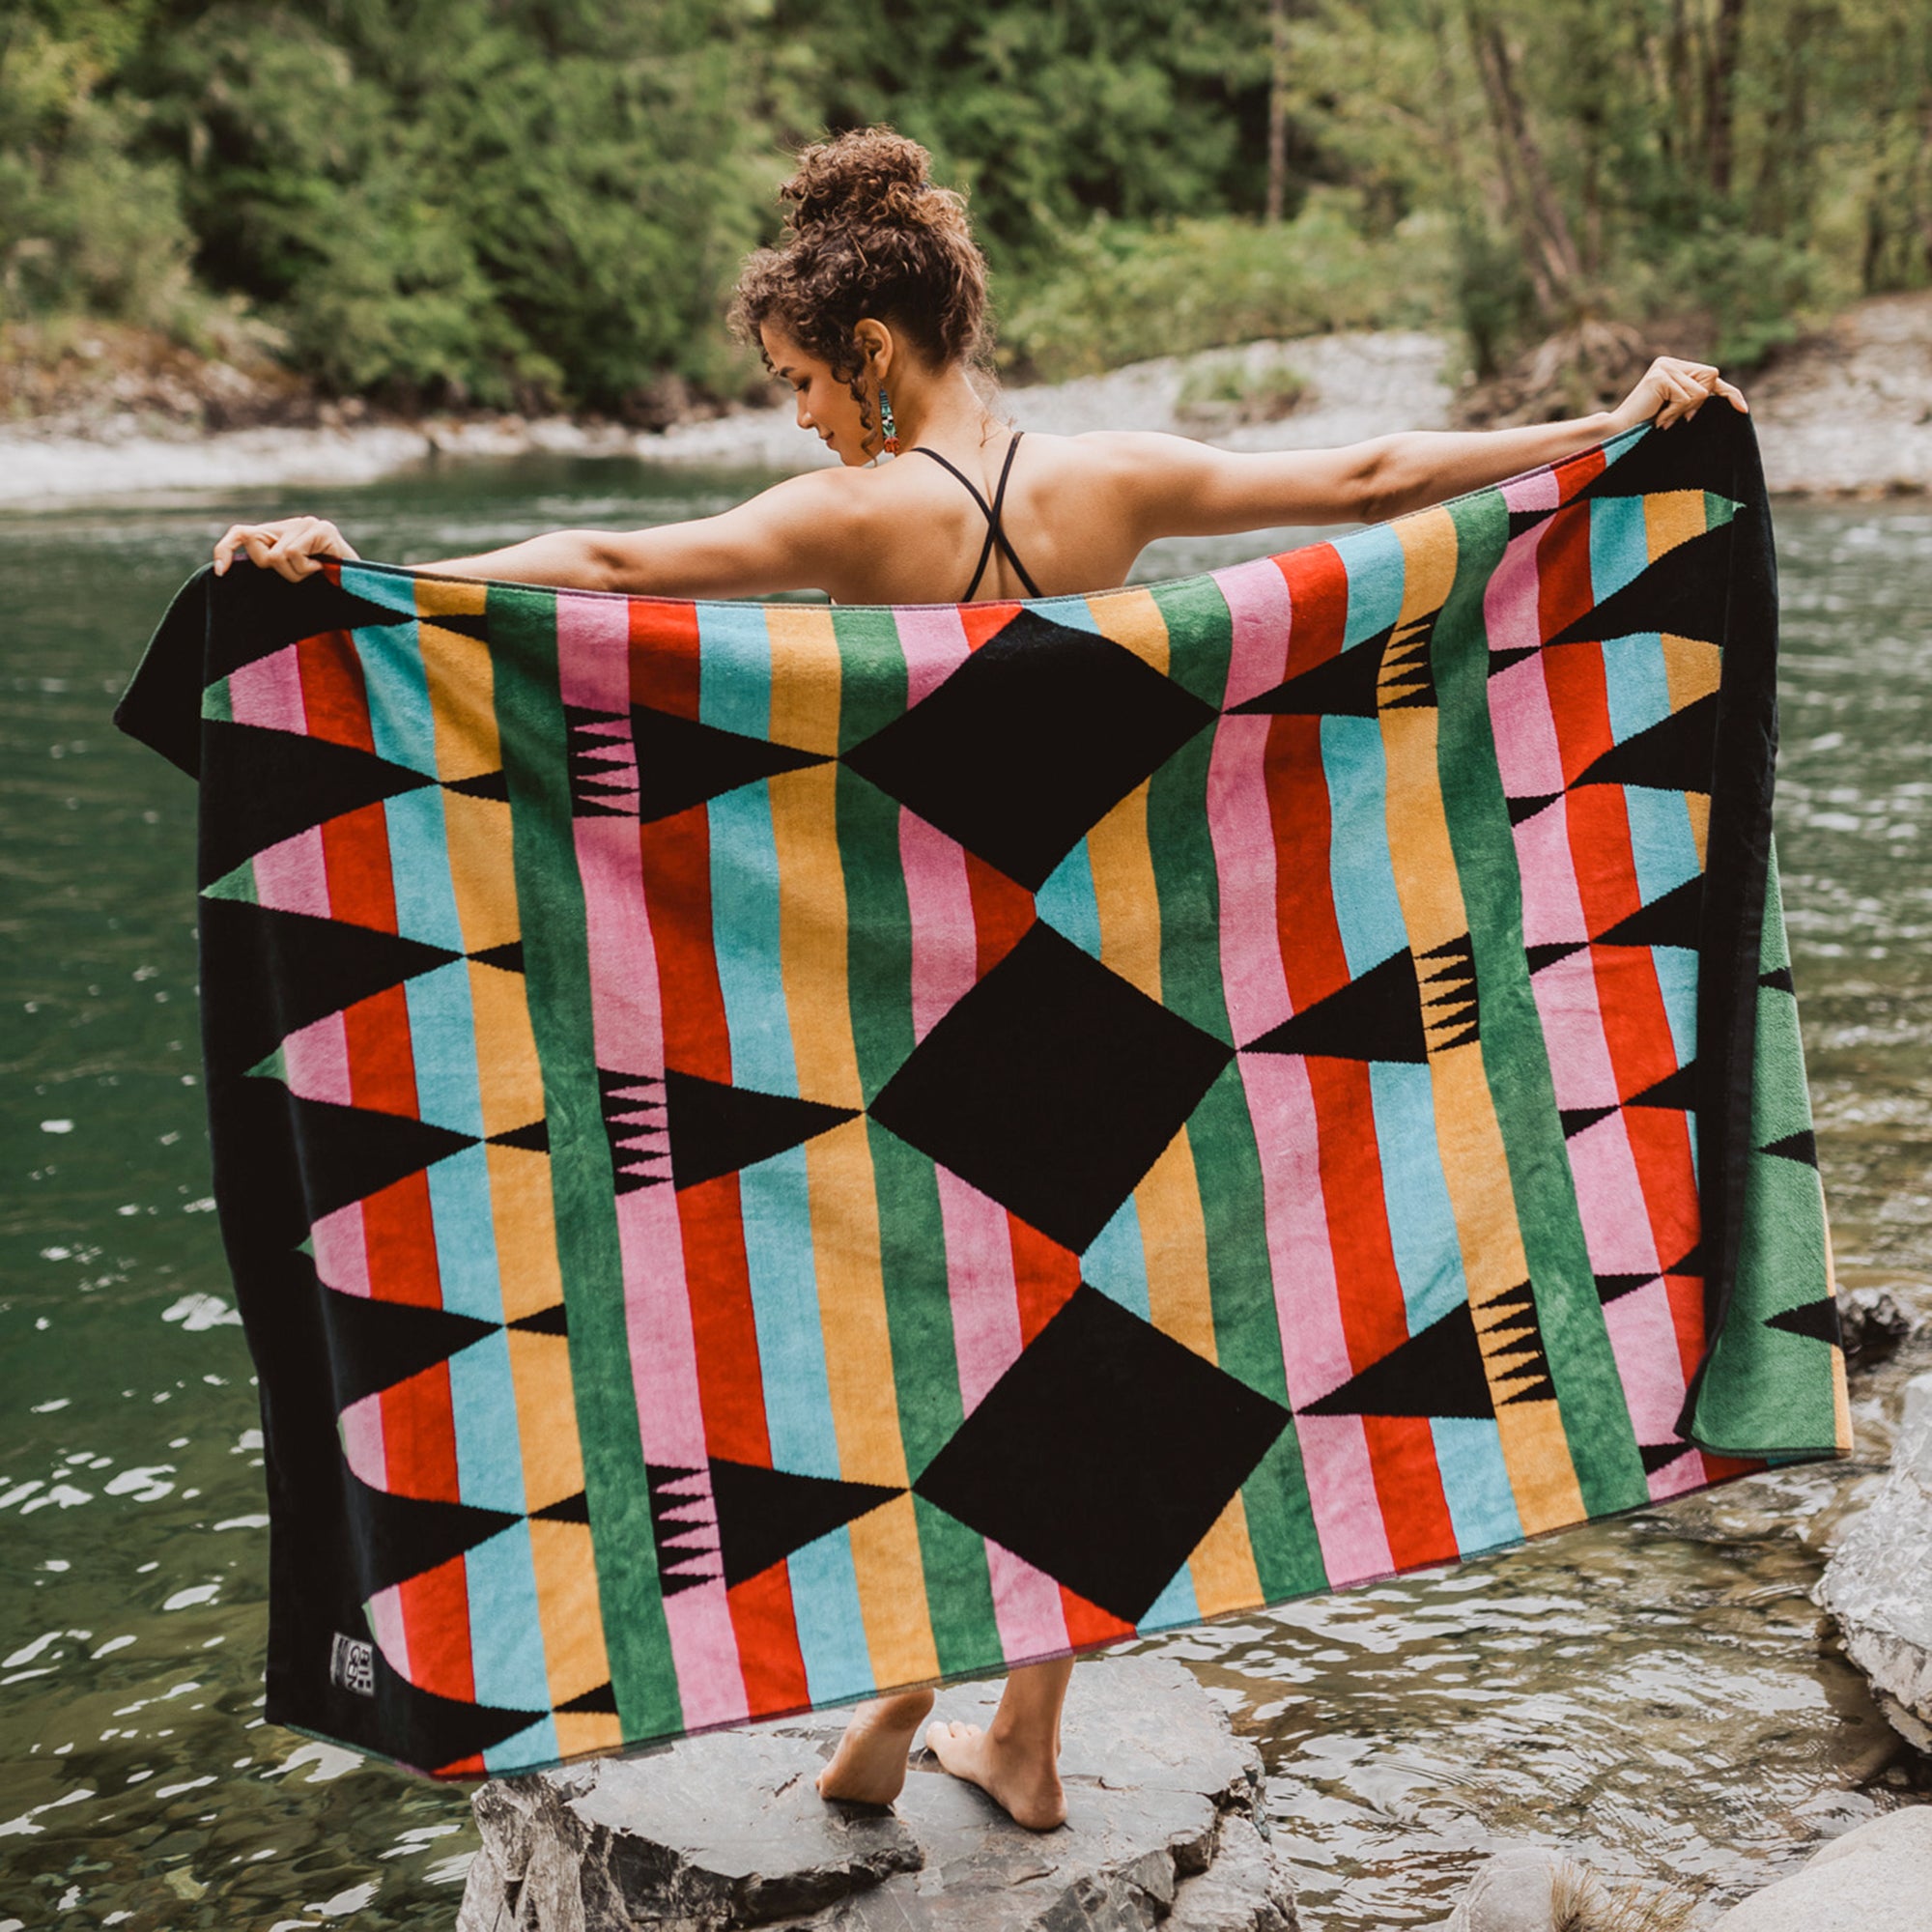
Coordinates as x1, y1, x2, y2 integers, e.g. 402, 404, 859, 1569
816, 1689, 935, 1804
923, 1658, 1072, 1831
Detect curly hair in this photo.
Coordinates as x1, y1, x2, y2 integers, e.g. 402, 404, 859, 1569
730, 127, 989, 435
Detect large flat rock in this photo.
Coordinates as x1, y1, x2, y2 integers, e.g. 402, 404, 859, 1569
1816, 1372, 1932, 1750
1708, 1807, 1932, 1929
457, 1656, 1296, 1932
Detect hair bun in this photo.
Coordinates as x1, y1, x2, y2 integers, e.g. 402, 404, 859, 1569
782, 127, 938, 234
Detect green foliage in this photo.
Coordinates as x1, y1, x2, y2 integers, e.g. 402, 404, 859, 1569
3, 0, 1930, 408
997, 196, 1452, 381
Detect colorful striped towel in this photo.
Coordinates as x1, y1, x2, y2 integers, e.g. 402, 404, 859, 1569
116, 408, 1847, 1777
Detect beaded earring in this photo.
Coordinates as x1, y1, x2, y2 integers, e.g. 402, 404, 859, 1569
878, 387, 900, 456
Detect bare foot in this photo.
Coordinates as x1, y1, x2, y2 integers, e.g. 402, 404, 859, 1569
923, 1718, 1067, 1831
816, 1691, 935, 1805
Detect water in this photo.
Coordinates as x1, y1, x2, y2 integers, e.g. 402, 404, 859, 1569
3, 464, 1928, 1929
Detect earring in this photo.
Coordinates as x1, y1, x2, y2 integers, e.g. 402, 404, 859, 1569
878, 387, 900, 456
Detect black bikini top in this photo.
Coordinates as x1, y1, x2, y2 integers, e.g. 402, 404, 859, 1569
909, 432, 1043, 602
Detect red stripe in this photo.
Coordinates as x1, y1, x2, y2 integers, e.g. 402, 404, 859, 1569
399, 1552, 475, 1702
1540, 642, 1616, 787
960, 603, 1020, 651
678, 1176, 771, 1466
728, 1564, 810, 1718
1278, 543, 1350, 677
640, 810, 731, 1083
1059, 1587, 1135, 1646
344, 982, 419, 1118
358, 1170, 443, 1307
321, 802, 399, 932
963, 851, 1034, 979
1536, 505, 1596, 646
1552, 443, 1608, 504
381, 1360, 461, 1502
297, 632, 375, 753
630, 601, 701, 717
1007, 1215, 1081, 1345
1566, 790, 1642, 937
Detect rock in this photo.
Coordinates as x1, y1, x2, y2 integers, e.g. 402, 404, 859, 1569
1436, 1847, 1601, 1932
1816, 1371, 1932, 1751
1709, 1806, 1932, 1928
456, 1655, 1298, 1932
1838, 1287, 1918, 1374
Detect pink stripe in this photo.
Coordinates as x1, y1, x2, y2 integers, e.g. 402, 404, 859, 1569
1501, 470, 1561, 512
366, 1583, 410, 1682
662, 1586, 752, 1730
310, 1200, 373, 1297
1564, 1118, 1665, 1275
339, 1391, 386, 1489
1215, 557, 1292, 706
1530, 951, 1622, 1109
250, 827, 333, 920
1206, 701, 1391, 1584
933, 1169, 1025, 1413
899, 811, 978, 1042
1513, 803, 1591, 948
226, 644, 307, 733
895, 606, 971, 705
279, 1010, 355, 1107
985, 1542, 1072, 1663
575, 810, 750, 1725
556, 593, 632, 713
1602, 1282, 1692, 1471
1487, 653, 1567, 796
1647, 1448, 1712, 1502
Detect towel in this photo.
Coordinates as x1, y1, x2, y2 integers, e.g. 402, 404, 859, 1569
116, 407, 1847, 1777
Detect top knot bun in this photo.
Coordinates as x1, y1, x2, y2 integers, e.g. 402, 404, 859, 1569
782, 127, 944, 235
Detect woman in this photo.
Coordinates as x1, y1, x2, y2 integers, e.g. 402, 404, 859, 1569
213, 127, 1747, 1832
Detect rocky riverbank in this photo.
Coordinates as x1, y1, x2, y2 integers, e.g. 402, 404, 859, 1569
6, 295, 1931, 508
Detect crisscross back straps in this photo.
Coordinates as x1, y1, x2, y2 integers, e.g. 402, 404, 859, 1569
909, 433, 1044, 602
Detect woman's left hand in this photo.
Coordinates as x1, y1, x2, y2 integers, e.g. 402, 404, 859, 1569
1609, 356, 1749, 435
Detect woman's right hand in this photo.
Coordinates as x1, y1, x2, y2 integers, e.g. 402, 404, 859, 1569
213, 517, 359, 580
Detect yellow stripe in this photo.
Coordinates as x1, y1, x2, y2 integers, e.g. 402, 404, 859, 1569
1644, 490, 1711, 563
526, 1519, 614, 1712
765, 635, 941, 1687
417, 620, 500, 784
1087, 782, 1163, 1002
507, 1330, 584, 1513
1089, 587, 1170, 673
1660, 633, 1722, 710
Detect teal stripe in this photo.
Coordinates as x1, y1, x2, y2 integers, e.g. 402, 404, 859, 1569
1081, 1196, 1153, 1319
403, 959, 485, 1135
1338, 523, 1406, 646
1321, 715, 1407, 973
382, 788, 467, 950
482, 1714, 560, 1775
463, 1522, 550, 1711
358, 618, 440, 774
1601, 634, 1671, 739
1588, 495, 1652, 603
1429, 1418, 1522, 1549
1624, 788, 1702, 907
1036, 839, 1104, 958
1367, 1063, 1471, 1331
1138, 1558, 1202, 1632
708, 787, 798, 1095
339, 560, 426, 618
424, 1144, 503, 1321
448, 1330, 526, 1513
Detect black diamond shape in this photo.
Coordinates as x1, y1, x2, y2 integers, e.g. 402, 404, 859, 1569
840, 609, 1216, 891
913, 1283, 1290, 1624
868, 923, 1233, 1252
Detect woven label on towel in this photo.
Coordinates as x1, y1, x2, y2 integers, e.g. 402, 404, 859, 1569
117, 408, 1847, 1777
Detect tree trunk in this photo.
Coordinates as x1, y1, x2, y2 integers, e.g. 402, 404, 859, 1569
1465, 5, 1583, 321
1265, 0, 1289, 224
1704, 0, 1747, 197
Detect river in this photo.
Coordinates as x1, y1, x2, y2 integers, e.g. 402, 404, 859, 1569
2, 459, 1928, 1928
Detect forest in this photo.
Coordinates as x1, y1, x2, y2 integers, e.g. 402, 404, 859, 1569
4, 0, 1930, 415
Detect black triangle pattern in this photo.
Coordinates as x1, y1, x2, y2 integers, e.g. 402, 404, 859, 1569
508, 1303, 568, 1335
1596, 1268, 1656, 1305
707, 1458, 904, 1589
1594, 877, 1702, 950
1545, 522, 1735, 649
1526, 940, 1586, 975
1299, 1299, 1496, 1419
1640, 1440, 1697, 1474
1508, 791, 1562, 826
664, 1069, 858, 1191
644, 1464, 722, 1595
1571, 695, 1718, 794
530, 1490, 590, 1522
1242, 948, 1428, 1065
565, 707, 639, 818
1475, 1282, 1557, 1405
1761, 1129, 1818, 1167
1488, 644, 1544, 677
634, 704, 831, 824
348, 1468, 521, 1599
442, 768, 510, 802
469, 940, 525, 974
1760, 964, 1796, 994
1766, 1299, 1840, 1345
287, 1094, 477, 1223
1229, 612, 1437, 719
1625, 1064, 1697, 1111
200, 720, 436, 881
1562, 1105, 1618, 1138
487, 1119, 550, 1153
1418, 934, 1480, 1051
557, 1682, 618, 1716
1378, 611, 1439, 710
206, 566, 413, 682
320, 1267, 497, 1408
598, 1068, 670, 1194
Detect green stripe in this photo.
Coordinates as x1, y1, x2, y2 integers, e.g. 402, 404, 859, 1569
1148, 579, 1323, 1596
488, 584, 680, 1736
1435, 495, 1648, 1514
835, 608, 999, 1674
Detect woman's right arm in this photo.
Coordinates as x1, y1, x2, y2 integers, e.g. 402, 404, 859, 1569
212, 469, 870, 597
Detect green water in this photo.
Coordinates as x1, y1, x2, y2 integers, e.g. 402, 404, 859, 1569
2, 465, 1927, 1929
